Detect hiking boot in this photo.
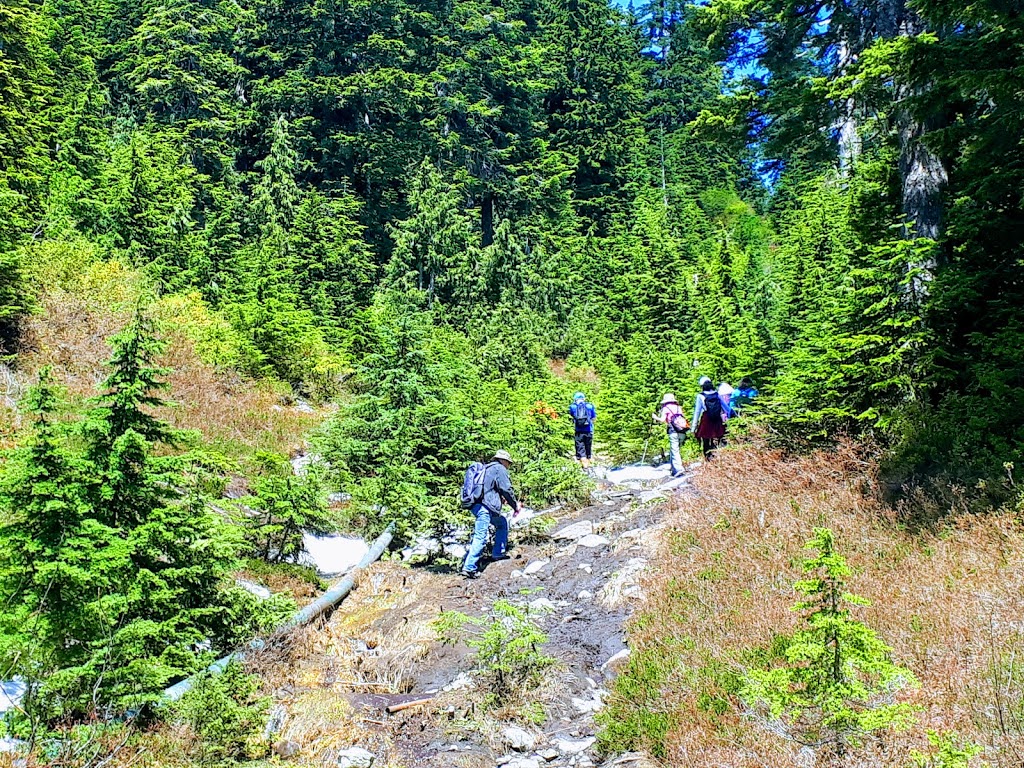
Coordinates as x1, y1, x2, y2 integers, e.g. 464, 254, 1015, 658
488, 554, 511, 562
460, 569, 480, 580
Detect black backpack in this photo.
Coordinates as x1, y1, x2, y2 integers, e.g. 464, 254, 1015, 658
571, 402, 592, 431
702, 392, 723, 423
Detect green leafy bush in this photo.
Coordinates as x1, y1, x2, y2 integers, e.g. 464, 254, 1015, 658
173, 660, 270, 764
434, 599, 556, 707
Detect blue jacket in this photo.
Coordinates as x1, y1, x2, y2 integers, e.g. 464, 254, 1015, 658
730, 387, 758, 414
569, 401, 596, 434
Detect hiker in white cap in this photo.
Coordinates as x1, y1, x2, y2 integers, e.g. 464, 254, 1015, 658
460, 450, 522, 580
653, 393, 688, 476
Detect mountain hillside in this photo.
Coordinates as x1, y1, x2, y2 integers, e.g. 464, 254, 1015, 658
1, 0, 1023, 765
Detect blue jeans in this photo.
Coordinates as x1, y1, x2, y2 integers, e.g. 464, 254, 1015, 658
462, 503, 508, 574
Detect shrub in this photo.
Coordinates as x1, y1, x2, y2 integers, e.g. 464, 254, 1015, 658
173, 660, 270, 764
434, 599, 556, 707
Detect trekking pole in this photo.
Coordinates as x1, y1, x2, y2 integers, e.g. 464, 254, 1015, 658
639, 391, 661, 464
640, 421, 655, 464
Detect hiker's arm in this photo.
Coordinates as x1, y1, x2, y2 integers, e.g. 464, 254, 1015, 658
693, 395, 704, 428
495, 467, 520, 510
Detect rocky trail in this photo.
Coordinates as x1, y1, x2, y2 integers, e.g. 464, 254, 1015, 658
258, 464, 693, 768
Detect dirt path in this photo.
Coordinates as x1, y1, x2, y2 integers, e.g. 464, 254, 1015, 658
260, 467, 689, 768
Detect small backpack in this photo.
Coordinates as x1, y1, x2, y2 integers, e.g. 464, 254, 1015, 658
571, 402, 593, 431
702, 392, 723, 423
732, 388, 755, 412
461, 461, 489, 509
669, 412, 689, 434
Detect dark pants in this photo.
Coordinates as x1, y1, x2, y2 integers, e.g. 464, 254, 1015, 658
574, 433, 593, 459
701, 437, 720, 460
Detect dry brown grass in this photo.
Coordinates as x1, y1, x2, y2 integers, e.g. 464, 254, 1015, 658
231, 563, 442, 766
15, 290, 318, 458
615, 441, 1024, 767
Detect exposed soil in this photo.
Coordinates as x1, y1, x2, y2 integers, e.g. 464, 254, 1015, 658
257, 467, 688, 768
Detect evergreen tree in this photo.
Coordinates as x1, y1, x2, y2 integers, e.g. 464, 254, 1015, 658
0, 320, 247, 721
742, 528, 917, 759
241, 453, 332, 563
386, 161, 480, 312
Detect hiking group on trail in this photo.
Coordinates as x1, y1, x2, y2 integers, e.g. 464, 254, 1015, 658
457, 379, 756, 579
655, 375, 758, 465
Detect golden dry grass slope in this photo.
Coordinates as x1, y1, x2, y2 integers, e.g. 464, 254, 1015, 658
604, 442, 1024, 767
2, 241, 318, 458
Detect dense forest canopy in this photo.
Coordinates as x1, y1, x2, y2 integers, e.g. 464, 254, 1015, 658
0, 0, 1022, 732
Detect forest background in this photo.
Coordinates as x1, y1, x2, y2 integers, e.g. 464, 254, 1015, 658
0, 0, 1021, 753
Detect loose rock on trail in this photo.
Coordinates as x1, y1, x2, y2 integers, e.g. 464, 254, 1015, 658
255, 463, 687, 768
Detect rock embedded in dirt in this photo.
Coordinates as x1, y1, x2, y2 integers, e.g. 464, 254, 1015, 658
529, 597, 557, 613
505, 758, 541, 768
337, 746, 376, 768
523, 559, 549, 576
598, 753, 660, 768
577, 590, 593, 600
555, 737, 596, 755
443, 672, 474, 692
274, 739, 300, 758
572, 694, 604, 714
538, 748, 560, 762
601, 648, 631, 671
637, 490, 667, 504
502, 726, 537, 752
552, 520, 594, 541
576, 534, 610, 549
263, 704, 286, 740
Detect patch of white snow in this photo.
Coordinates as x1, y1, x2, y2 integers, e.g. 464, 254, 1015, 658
298, 534, 369, 577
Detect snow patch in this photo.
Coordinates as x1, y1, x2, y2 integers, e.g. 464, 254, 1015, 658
299, 534, 369, 577
0, 680, 25, 714
605, 463, 673, 486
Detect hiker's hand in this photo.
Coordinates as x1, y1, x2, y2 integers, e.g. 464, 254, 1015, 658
514, 502, 523, 517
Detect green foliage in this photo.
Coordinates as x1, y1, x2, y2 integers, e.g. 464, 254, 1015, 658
173, 660, 271, 764
597, 646, 678, 758
434, 599, 556, 706
240, 452, 333, 563
910, 731, 985, 768
3, 0, 1024, 749
317, 290, 588, 539
741, 528, 918, 758
0, 320, 262, 725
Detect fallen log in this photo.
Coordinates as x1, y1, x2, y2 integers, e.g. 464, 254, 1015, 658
164, 523, 395, 702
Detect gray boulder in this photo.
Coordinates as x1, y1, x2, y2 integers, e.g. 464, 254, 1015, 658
337, 746, 376, 768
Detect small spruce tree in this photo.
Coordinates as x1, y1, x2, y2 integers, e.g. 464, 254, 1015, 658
242, 453, 333, 563
741, 528, 917, 761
